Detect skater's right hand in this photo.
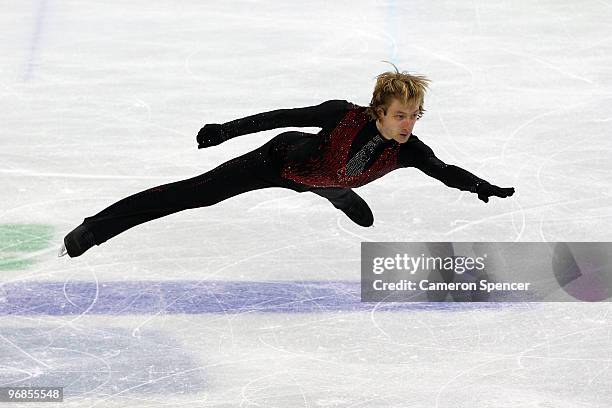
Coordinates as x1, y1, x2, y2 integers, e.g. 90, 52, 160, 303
197, 124, 227, 149
476, 183, 515, 203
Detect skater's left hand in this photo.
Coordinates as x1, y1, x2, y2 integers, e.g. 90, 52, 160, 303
476, 183, 515, 203
197, 124, 227, 149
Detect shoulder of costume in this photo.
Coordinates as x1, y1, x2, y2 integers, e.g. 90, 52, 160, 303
321, 99, 354, 107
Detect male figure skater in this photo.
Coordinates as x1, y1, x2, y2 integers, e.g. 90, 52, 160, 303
60, 65, 515, 257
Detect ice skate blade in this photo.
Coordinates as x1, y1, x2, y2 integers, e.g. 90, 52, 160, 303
58, 244, 68, 257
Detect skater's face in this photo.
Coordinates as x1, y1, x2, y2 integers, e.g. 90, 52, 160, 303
375, 98, 422, 144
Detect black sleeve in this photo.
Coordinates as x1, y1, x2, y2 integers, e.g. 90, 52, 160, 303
403, 137, 490, 193
221, 99, 350, 139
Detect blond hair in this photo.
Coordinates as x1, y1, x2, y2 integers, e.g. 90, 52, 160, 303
366, 61, 430, 121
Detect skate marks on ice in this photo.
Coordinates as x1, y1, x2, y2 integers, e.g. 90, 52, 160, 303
0, 326, 206, 402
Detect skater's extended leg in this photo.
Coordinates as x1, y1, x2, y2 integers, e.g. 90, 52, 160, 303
63, 146, 279, 257
310, 187, 374, 227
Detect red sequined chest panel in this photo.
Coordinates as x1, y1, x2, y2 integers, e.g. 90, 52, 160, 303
280, 106, 400, 188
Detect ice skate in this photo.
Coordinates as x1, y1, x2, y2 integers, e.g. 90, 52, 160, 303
63, 224, 96, 258
335, 198, 374, 227
312, 188, 374, 228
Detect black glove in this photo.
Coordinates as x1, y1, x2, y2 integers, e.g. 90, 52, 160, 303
197, 124, 228, 149
476, 183, 515, 203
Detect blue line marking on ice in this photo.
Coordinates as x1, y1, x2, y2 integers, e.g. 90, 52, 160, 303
0, 280, 508, 315
22, 0, 48, 81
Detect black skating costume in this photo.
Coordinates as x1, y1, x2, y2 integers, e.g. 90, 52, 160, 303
63, 100, 494, 257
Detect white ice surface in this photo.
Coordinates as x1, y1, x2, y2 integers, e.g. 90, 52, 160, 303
1, 0, 611, 406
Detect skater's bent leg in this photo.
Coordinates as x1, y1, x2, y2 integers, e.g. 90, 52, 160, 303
310, 188, 374, 227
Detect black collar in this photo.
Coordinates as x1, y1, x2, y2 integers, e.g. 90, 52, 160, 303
365, 120, 398, 145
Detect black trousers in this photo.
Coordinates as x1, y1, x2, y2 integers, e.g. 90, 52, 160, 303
81, 132, 373, 246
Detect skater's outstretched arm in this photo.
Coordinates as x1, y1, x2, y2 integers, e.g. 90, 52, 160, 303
197, 99, 349, 148
404, 137, 515, 203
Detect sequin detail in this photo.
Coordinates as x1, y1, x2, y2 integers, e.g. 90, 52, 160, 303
280, 107, 400, 188
345, 134, 386, 177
